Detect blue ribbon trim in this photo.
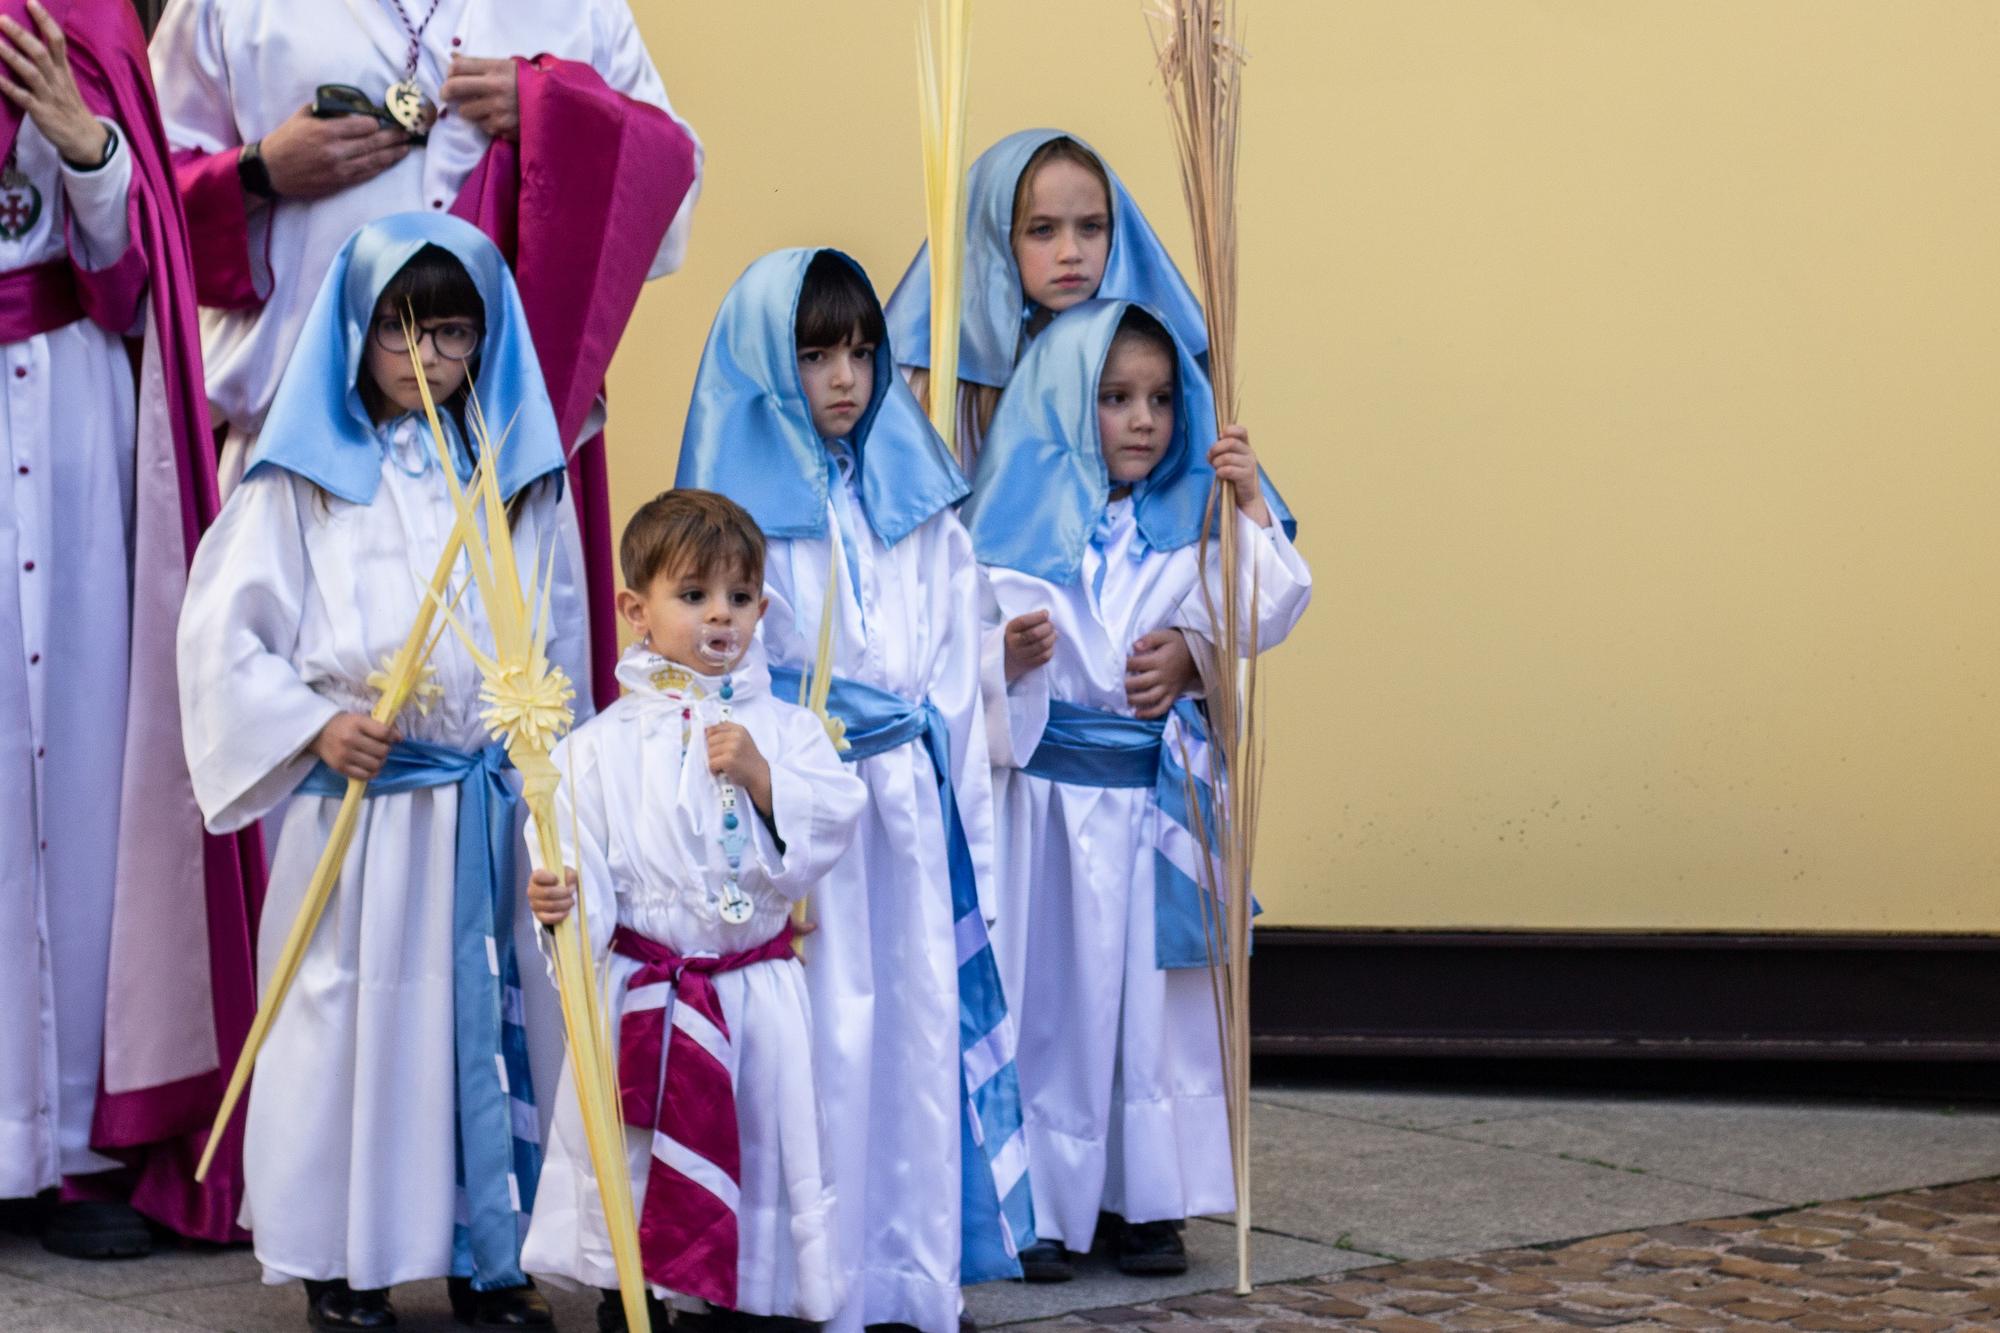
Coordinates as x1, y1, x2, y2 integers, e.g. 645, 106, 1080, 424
771, 667, 1035, 1281
299, 739, 540, 1288
1020, 700, 1249, 971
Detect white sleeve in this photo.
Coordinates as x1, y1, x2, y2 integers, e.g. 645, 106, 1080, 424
150, 0, 241, 155
530, 729, 619, 963
927, 515, 1000, 923
175, 471, 341, 832
1172, 511, 1313, 662
60, 121, 133, 269
591, 0, 703, 278
977, 574, 1051, 772
750, 707, 868, 902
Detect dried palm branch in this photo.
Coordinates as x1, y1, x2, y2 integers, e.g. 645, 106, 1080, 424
1147, 0, 1261, 1296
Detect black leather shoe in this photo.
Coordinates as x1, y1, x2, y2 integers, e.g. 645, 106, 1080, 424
40, 1200, 151, 1260
1017, 1239, 1074, 1283
449, 1276, 554, 1327
304, 1280, 397, 1330
1115, 1220, 1188, 1276
595, 1287, 677, 1333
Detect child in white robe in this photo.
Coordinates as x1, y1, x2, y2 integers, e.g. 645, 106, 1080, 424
675, 249, 1032, 1333
177, 213, 585, 1330
521, 488, 865, 1331
964, 301, 1311, 1280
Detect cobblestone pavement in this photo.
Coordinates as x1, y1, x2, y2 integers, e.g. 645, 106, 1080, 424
1005, 1179, 2000, 1332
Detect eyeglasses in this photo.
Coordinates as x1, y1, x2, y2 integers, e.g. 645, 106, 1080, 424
371, 317, 482, 362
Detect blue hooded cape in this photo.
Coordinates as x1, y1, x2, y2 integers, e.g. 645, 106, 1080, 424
246, 212, 564, 505
675, 247, 967, 547
963, 299, 1291, 583
883, 128, 1208, 388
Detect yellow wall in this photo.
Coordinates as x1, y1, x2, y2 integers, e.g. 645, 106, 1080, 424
610, 2, 2000, 932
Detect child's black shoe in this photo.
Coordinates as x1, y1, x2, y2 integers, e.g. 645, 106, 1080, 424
448, 1276, 553, 1327
1017, 1239, 1074, 1283
304, 1279, 397, 1329
596, 1287, 676, 1332
1114, 1220, 1187, 1276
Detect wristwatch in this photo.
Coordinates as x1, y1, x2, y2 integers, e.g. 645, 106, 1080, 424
237, 139, 277, 200
60, 127, 117, 172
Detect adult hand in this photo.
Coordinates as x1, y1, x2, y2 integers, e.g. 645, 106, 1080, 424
259, 105, 411, 201
1002, 610, 1057, 684
442, 55, 519, 143
310, 712, 402, 782
528, 867, 578, 927
1208, 424, 1272, 528
0, 2, 108, 167
1125, 629, 1198, 720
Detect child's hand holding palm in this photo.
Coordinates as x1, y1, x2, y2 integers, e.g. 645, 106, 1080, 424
1208, 425, 1272, 528
528, 867, 578, 927
311, 713, 402, 782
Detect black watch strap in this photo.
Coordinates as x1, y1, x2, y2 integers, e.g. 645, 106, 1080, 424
237, 139, 277, 200
60, 125, 117, 173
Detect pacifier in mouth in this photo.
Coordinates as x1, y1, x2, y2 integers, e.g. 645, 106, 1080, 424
696, 628, 743, 668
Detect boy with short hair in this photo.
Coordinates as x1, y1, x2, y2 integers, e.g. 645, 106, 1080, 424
521, 488, 866, 1332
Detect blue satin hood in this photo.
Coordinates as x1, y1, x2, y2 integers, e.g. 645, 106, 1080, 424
883, 129, 1208, 388
963, 300, 1292, 583
674, 247, 968, 547
245, 212, 564, 505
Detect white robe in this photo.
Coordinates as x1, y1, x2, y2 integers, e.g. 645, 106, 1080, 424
984, 499, 1311, 1249
176, 417, 589, 1286
521, 643, 865, 1320
760, 473, 997, 1333
150, 0, 703, 460
0, 119, 140, 1198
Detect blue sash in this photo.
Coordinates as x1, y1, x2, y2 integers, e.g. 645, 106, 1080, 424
1021, 700, 1240, 970
770, 667, 1036, 1283
298, 740, 539, 1290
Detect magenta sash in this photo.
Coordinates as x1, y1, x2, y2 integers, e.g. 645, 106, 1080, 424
612, 922, 797, 1310
0, 259, 84, 342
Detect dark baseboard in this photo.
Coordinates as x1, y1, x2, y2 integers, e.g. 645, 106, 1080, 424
1250, 928, 2000, 1061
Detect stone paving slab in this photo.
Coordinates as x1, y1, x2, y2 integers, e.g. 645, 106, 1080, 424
3, 1297, 209, 1332
966, 1217, 1372, 1327
1247, 1101, 1773, 1261
1441, 1100, 2000, 1204
0, 1270, 79, 1317
1250, 1087, 1590, 1133
1000, 1177, 2000, 1333
0, 1231, 261, 1300
121, 1273, 605, 1332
